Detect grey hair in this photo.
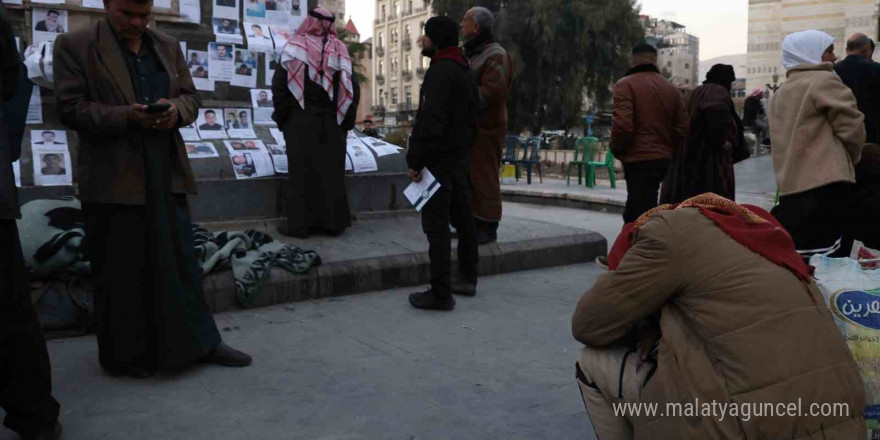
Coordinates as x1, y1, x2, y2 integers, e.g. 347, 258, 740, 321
471, 6, 494, 33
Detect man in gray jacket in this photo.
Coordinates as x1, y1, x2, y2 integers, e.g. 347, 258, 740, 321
0, 5, 62, 440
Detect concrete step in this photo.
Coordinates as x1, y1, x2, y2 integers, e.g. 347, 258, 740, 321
201, 216, 607, 312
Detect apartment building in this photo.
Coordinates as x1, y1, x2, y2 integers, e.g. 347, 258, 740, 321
318, 0, 346, 21
642, 15, 701, 87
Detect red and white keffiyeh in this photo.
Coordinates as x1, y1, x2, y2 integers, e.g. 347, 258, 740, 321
280, 7, 354, 125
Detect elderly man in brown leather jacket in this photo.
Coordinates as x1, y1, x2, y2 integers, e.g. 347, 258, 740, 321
611, 44, 688, 223
572, 194, 867, 439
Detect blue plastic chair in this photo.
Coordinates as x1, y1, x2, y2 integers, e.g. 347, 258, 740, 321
514, 137, 544, 184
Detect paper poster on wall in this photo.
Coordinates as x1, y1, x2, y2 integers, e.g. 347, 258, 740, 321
26, 86, 43, 125
186, 142, 219, 159
228, 151, 275, 179
187, 50, 214, 92
179, 123, 200, 141
359, 136, 400, 157
346, 137, 378, 173
245, 22, 274, 53
231, 49, 258, 88
212, 0, 239, 20
269, 127, 285, 146
208, 42, 235, 83
12, 161, 21, 187
264, 51, 278, 86
82, 0, 104, 8
154, 0, 172, 9
267, 144, 287, 173
180, 0, 201, 23
223, 108, 257, 138
287, 0, 304, 29
345, 154, 352, 171
224, 139, 267, 154
265, 0, 291, 25
32, 8, 67, 46
31, 130, 73, 187
251, 89, 275, 125
179, 41, 187, 57
213, 18, 244, 45
269, 25, 291, 55
196, 109, 228, 139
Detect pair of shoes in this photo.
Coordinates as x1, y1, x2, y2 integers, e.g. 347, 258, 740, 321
451, 282, 476, 297
18, 422, 62, 440
277, 225, 309, 239
201, 342, 253, 367
595, 256, 609, 270
408, 290, 455, 311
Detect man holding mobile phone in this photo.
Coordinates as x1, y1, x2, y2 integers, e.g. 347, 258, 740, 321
53, 0, 252, 379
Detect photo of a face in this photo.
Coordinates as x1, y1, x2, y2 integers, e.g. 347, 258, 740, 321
188, 50, 210, 79
34, 130, 65, 145
35, 9, 65, 33
40, 153, 66, 176
230, 141, 246, 150
185, 143, 219, 158
232, 153, 257, 177
268, 144, 285, 155
246, 0, 266, 19
249, 24, 269, 39
199, 110, 224, 130
257, 91, 271, 107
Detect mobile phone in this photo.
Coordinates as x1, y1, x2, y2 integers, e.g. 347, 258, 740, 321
146, 103, 171, 113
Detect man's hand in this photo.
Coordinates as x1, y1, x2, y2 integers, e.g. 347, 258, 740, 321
408, 168, 423, 182
129, 99, 179, 130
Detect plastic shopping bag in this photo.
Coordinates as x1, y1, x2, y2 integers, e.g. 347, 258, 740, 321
811, 250, 880, 430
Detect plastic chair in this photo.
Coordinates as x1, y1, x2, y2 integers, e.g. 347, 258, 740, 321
515, 137, 544, 184
503, 135, 523, 180
586, 140, 616, 189
567, 137, 598, 186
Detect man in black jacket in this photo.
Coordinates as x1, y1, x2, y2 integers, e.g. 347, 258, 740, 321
0, 6, 62, 439
835, 33, 880, 143
406, 17, 480, 311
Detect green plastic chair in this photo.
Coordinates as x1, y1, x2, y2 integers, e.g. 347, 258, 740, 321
586, 142, 617, 189
566, 137, 598, 186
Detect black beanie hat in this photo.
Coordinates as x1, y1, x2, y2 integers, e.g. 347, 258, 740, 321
704, 64, 736, 88
424, 16, 459, 50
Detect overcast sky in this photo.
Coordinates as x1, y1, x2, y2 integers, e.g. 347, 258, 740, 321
345, 0, 748, 60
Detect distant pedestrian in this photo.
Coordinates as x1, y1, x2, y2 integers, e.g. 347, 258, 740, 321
742, 89, 768, 144
54, 0, 252, 378
461, 6, 515, 245
662, 64, 747, 203
611, 43, 688, 223
770, 30, 864, 253
406, 16, 480, 310
361, 118, 380, 138
0, 5, 62, 438
835, 33, 880, 144
272, 7, 360, 238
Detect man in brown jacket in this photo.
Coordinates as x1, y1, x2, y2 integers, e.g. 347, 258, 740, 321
572, 194, 867, 439
54, 0, 251, 378
611, 44, 688, 223
461, 6, 514, 244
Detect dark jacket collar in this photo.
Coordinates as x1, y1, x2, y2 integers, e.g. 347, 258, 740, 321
98, 19, 174, 104
432, 47, 469, 68
624, 63, 660, 77
463, 31, 493, 57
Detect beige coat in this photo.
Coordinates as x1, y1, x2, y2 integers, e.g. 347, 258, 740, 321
572, 209, 866, 439
770, 63, 865, 196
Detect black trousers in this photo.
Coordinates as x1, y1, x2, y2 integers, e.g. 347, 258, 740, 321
0, 220, 59, 435
421, 168, 479, 296
772, 182, 852, 253
622, 159, 670, 224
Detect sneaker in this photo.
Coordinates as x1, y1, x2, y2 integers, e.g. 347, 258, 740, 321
595, 256, 609, 270
201, 342, 253, 367
451, 281, 476, 297
408, 290, 455, 311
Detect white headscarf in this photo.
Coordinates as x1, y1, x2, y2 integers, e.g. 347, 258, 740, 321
782, 30, 835, 70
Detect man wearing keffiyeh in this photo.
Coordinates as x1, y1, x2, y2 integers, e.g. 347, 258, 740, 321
272, 6, 360, 238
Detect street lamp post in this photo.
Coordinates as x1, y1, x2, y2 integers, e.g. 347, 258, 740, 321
766, 72, 782, 95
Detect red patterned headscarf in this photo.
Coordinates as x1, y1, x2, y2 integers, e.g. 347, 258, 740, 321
607, 193, 814, 281
279, 7, 354, 125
